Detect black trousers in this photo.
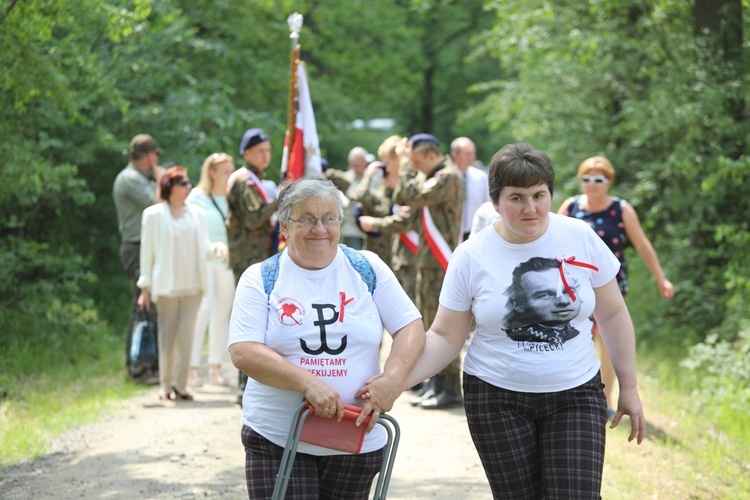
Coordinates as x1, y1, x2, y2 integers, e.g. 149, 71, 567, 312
120, 241, 158, 376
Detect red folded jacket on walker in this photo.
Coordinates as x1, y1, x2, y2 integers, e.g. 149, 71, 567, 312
299, 401, 372, 454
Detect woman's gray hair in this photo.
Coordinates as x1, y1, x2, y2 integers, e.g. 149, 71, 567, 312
277, 176, 344, 222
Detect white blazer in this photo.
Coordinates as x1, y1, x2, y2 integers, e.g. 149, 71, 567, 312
137, 202, 212, 302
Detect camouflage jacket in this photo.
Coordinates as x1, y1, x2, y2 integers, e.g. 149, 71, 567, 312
225, 165, 279, 272
375, 205, 420, 272
393, 157, 464, 270
349, 168, 396, 263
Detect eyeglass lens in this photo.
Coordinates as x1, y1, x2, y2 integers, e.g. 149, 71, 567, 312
291, 217, 341, 227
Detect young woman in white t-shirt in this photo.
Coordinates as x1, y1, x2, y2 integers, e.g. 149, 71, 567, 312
381, 143, 646, 499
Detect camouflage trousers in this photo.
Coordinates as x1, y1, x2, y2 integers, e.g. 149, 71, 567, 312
394, 265, 418, 305
418, 267, 461, 376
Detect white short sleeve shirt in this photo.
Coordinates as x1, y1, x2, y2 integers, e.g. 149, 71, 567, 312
228, 247, 421, 455
441, 213, 620, 393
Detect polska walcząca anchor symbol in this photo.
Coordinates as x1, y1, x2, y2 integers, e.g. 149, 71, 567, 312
301, 303, 347, 355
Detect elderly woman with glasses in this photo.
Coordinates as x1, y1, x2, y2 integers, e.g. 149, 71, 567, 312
228, 176, 425, 499
557, 155, 674, 418
138, 166, 227, 402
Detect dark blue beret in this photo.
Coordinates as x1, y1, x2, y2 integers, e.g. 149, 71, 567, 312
320, 157, 330, 172
239, 128, 270, 155
409, 133, 440, 148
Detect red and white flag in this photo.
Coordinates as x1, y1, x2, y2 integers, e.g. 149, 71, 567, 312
281, 61, 321, 181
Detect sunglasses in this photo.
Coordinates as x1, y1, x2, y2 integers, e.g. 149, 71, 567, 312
210, 152, 230, 164
175, 179, 191, 187
581, 175, 609, 185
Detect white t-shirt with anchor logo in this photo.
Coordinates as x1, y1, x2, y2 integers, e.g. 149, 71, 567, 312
228, 246, 420, 455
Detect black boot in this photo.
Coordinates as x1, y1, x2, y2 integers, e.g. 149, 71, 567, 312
408, 381, 426, 394
410, 376, 441, 406
420, 373, 462, 410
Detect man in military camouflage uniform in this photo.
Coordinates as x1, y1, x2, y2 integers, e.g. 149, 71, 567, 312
358, 203, 420, 301
348, 135, 407, 265
225, 128, 279, 401
356, 136, 420, 301
394, 133, 464, 410
226, 128, 279, 283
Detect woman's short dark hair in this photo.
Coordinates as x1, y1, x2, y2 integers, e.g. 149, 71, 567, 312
488, 143, 555, 202
159, 166, 188, 200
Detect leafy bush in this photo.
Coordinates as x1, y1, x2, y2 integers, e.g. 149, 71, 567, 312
680, 323, 750, 447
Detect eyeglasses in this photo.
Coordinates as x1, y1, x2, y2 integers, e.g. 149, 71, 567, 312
175, 179, 191, 187
581, 175, 609, 185
288, 216, 343, 228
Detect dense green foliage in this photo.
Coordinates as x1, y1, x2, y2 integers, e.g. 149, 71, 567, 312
475, 0, 750, 346
1, 0, 748, 460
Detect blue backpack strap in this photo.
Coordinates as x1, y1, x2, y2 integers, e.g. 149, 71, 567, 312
262, 247, 376, 299
339, 244, 376, 294
261, 252, 283, 299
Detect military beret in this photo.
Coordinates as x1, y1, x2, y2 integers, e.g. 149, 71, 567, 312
239, 128, 270, 155
409, 133, 440, 148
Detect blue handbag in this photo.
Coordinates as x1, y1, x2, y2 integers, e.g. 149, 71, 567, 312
127, 308, 158, 378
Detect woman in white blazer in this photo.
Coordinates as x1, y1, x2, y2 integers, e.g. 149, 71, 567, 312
137, 166, 226, 401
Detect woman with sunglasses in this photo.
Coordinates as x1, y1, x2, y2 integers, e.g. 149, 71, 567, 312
558, 155, 674, 418
138, 166, 227, 402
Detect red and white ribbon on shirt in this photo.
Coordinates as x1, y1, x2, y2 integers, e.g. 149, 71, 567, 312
245, 169, 269, 202
398, 230, 419, 255
422, 206, 453, 271
554, 256, 599, 302
226, 167, 269, 202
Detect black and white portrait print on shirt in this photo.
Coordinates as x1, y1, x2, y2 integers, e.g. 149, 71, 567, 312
502, 257, 582, 346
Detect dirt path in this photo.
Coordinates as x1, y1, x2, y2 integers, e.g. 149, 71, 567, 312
0, 354, 736, 499
0, 367, 491, 499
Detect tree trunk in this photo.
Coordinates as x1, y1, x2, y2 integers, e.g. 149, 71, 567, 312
693, 0, 742, 61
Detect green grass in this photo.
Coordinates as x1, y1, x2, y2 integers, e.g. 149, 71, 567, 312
0, 309, 141, 468
0, 356, 140, 467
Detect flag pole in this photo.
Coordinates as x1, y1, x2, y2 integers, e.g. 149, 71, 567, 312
283, 13, 303, 180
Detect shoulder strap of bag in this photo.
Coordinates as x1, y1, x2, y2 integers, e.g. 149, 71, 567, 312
209, 194, 226, 219
261, 245, 376, 300
339, 244, 376, 294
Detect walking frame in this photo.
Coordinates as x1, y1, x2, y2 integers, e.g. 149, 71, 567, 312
272, 401, 401, 499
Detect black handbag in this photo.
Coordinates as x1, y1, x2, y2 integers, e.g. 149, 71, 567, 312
127, 308, 158, 379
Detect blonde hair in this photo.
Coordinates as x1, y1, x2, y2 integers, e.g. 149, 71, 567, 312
197, 152, 234, 194
377, 135, 402, 161
577, 156, 615, 182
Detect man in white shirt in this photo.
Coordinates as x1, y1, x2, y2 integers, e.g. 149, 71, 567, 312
339, 147, 369, 249
450, 137, 490, 242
